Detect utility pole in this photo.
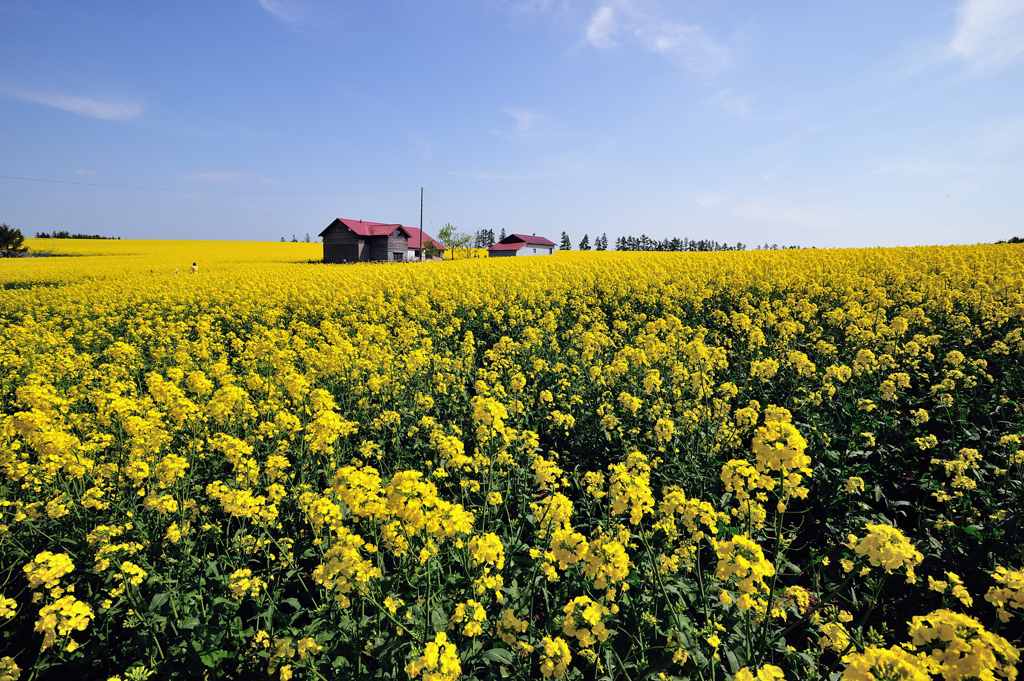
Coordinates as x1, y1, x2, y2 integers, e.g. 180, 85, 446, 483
419, 187, 424, 261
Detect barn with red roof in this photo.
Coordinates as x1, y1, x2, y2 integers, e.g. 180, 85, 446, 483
487, 233, 556, 257
319, 218, 444, 263
404, 227, 444, 261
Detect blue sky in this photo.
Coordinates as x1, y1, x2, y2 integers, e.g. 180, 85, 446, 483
1, 0, 1022, 248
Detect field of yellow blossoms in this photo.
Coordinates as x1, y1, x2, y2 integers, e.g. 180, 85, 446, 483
0, 238, 1022, 681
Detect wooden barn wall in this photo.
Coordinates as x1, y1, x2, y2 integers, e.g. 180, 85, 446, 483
322, 224, 365, 263
388, 234, 408, 261
367, 234, 409, 261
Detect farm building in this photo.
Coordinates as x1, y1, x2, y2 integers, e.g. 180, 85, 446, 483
320, 219, 413, 263
488, 233, 556, 257
405, 227, 444, 261
319, 219, 445, 263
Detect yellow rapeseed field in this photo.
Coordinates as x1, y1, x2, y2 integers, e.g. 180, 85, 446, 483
0, 239, 1021, 680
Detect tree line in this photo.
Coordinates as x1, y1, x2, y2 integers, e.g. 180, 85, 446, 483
35, 230, 119, 239
559, 231, 805, 252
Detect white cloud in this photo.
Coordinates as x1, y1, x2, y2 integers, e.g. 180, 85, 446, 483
181, 172, 278, 183
586, 6, 618, 49
0, 86, 142, 120
634, 22, 729, 74
949, 0, 1024, 71
732, 200, 840, 229
578, 1, 730, 74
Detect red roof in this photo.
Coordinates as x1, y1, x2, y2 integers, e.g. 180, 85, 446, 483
488, 233, 556, 251
405, 227, 443, 250
319, 218, 413, 239
507, 233, 557, 246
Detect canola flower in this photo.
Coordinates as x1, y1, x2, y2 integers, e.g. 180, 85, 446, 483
0, 240, 1022, 679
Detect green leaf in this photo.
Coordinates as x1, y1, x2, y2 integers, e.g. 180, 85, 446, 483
481, 648, 515, 665
180, 616, 201, 630
149, 592, 170, 611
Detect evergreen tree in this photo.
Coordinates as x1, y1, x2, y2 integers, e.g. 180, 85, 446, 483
0, 224, 28, 258
579, 234, 590, 250
499, 228, 506, 241
560, 232, 571, 250
304, 233, 311, 243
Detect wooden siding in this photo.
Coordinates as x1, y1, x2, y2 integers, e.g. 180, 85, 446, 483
322, 223, 366, 263
321, 222, 410, 263
366, 233, 409, 262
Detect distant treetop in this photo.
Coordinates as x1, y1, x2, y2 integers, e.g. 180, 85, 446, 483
35, 230, 119, 239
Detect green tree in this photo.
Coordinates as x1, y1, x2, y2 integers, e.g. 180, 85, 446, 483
437, 222, 471, 260
0, 224, 28, 258
560, 231, 571, 251
579, 234, 590, 251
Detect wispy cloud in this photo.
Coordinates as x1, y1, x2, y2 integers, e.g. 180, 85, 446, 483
869, 158, 976, 176
504, 0, 568, 15
412, 136, 434, 160
451, 154, 583, 181
741, 124, 830, 163
496, 107, 560, 140
257, 0, 298, 23
0, 86, 142, 120
706, 89, 754, 118
695, 193, 727, 208
948, 0, 1024, 71
976, 114, 1024, 155
586, 6, 618, 48
732, 200, 841, 229
180, 172, 278, 183
582, 1, 730, 75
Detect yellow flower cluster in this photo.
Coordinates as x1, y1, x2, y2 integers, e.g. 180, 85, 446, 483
561, 596, 611, 647
539, 636, 572, 678
713, 534, 775, 610
405, 632, 461, 681
908, 609, 1019, 680
846, 524, 923, 583
984, 566, 1024, 623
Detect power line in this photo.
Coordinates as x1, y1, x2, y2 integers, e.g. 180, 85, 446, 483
0, 174, 416, 197
423, 189, 485, 232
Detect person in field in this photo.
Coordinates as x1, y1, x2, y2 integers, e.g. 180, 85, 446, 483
189, 262, 198, 274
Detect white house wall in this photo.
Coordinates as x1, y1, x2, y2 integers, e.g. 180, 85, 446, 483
514, 246, 553, 256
